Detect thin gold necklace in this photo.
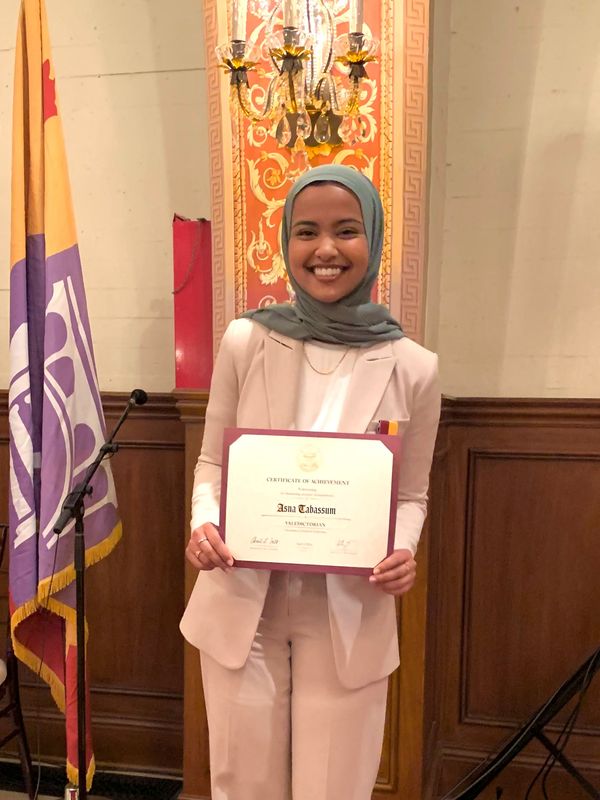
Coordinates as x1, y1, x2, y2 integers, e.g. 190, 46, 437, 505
303, 344, 351, 375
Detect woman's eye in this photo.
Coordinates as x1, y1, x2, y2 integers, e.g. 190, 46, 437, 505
339, 228, 359, 237
296, 229, 315, 238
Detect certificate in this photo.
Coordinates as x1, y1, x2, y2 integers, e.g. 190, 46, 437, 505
220, 428, 401, 575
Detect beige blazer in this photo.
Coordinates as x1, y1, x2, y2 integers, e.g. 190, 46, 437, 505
180, 318, 441, 689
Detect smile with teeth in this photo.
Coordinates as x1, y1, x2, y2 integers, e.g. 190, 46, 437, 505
309, 265, 348, 278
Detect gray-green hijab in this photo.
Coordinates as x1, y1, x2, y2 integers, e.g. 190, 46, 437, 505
241, 164, 404, 346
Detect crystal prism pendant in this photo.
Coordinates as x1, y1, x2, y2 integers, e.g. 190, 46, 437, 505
296, 110, 312, 140
314, 113, 331, 143
276, 114, 292, 146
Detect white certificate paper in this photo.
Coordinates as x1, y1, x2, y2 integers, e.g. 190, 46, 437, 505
220, 428, 401, 575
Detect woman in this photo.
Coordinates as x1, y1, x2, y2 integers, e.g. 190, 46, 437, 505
180, 165, 441, 800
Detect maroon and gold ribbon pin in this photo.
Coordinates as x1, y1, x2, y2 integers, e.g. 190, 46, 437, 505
376, 420, 400, 435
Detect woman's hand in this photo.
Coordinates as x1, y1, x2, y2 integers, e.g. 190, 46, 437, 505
185, 523, 234, 572
369, 548, 416, 596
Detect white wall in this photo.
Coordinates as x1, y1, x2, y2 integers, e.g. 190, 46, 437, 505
428, 0, 600, 397
5, 1, 599, 398
425, 0, 451, 354
0, 0, 210, 391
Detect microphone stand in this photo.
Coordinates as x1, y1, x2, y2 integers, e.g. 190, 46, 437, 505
53, 390, 147, 799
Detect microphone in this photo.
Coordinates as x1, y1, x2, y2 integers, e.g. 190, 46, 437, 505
105, 388, 149, 450
54, 389, 148, 534
130, 388, 148, 406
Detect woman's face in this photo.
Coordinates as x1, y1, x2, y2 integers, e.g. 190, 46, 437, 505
287, 183, 369, 304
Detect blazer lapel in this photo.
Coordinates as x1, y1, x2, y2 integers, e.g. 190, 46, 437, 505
338, 341, 395, 433
264, 330, 303, 429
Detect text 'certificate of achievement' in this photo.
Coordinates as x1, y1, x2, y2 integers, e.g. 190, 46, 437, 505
220, 428, 402, 576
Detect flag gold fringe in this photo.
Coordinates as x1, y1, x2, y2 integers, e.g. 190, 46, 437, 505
10, 598, 66, 712
37, 520, 123, 601
10, 520, 123, 789
67, 753, 96, 792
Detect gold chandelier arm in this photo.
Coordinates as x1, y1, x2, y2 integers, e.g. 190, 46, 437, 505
233, 76, 279, 123
233, 83, 266, 123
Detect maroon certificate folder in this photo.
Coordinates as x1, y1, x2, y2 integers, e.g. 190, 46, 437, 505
220, 427, 401, 576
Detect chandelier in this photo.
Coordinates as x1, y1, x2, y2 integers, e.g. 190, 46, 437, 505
217, 0, 378, 151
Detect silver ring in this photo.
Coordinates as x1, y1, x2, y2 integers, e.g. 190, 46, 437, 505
197, 536, 208, 544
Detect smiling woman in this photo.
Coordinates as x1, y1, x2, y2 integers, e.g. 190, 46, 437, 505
180, 164, 441, 800
240, 164, 402, 346
287, 183, 369, 305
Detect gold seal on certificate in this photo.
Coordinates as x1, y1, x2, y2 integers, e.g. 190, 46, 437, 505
220, 428, 401, 575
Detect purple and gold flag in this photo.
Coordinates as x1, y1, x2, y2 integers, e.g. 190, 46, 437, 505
8, 0, 121, 789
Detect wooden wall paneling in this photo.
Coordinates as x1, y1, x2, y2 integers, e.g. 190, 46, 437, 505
422, 417, 450, 798
375, 658, 401, 796
396, 518, 429, 798
373, 558, 431, 800
429, 398, 600, 800
438, 750, 600, 800
463, 450, 600, 730
380, 413, 453, 799
5, 389, 600, 796
86, 394, 186, 773
175, 391, 211, 800
0, 392, 187, 775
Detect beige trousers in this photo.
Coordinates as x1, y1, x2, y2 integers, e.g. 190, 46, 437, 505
200, 571, 388, 800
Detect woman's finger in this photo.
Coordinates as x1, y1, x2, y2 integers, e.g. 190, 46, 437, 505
375, 562, 415, 583
195, 537, 230, 571
185, 542, 215, 571
190, 524, 234, 571
203, 526, 234, 567
370, 558, 416, 584
380, 576, 416, 596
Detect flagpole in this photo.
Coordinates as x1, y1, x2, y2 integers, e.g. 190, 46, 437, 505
74, 508, 88, 800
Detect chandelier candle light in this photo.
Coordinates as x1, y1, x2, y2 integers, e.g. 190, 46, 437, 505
218, 0, 378, 151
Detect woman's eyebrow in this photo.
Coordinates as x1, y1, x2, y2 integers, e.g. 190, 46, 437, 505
291, 219, 318, 228
291, 217, 364, 228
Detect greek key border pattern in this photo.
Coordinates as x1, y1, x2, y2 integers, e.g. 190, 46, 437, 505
204, 0, 228, 350
378, 0, 394, 307
402, 0, 429, 342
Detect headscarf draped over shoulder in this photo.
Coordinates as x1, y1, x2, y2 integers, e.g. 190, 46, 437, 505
241, 164, 404, 347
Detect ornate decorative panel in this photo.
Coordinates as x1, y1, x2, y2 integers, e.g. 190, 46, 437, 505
204, 0, 430, 347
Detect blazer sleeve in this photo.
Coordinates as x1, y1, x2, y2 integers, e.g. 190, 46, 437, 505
190, 321, 241, 532
394, 353, 441, 554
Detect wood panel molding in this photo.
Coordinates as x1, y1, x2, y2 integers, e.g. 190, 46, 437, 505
428, 397, 600, 799
441, 396, 600, 427
438, 748, 600, 800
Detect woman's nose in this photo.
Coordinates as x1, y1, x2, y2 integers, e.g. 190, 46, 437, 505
314, 235, 338, 260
